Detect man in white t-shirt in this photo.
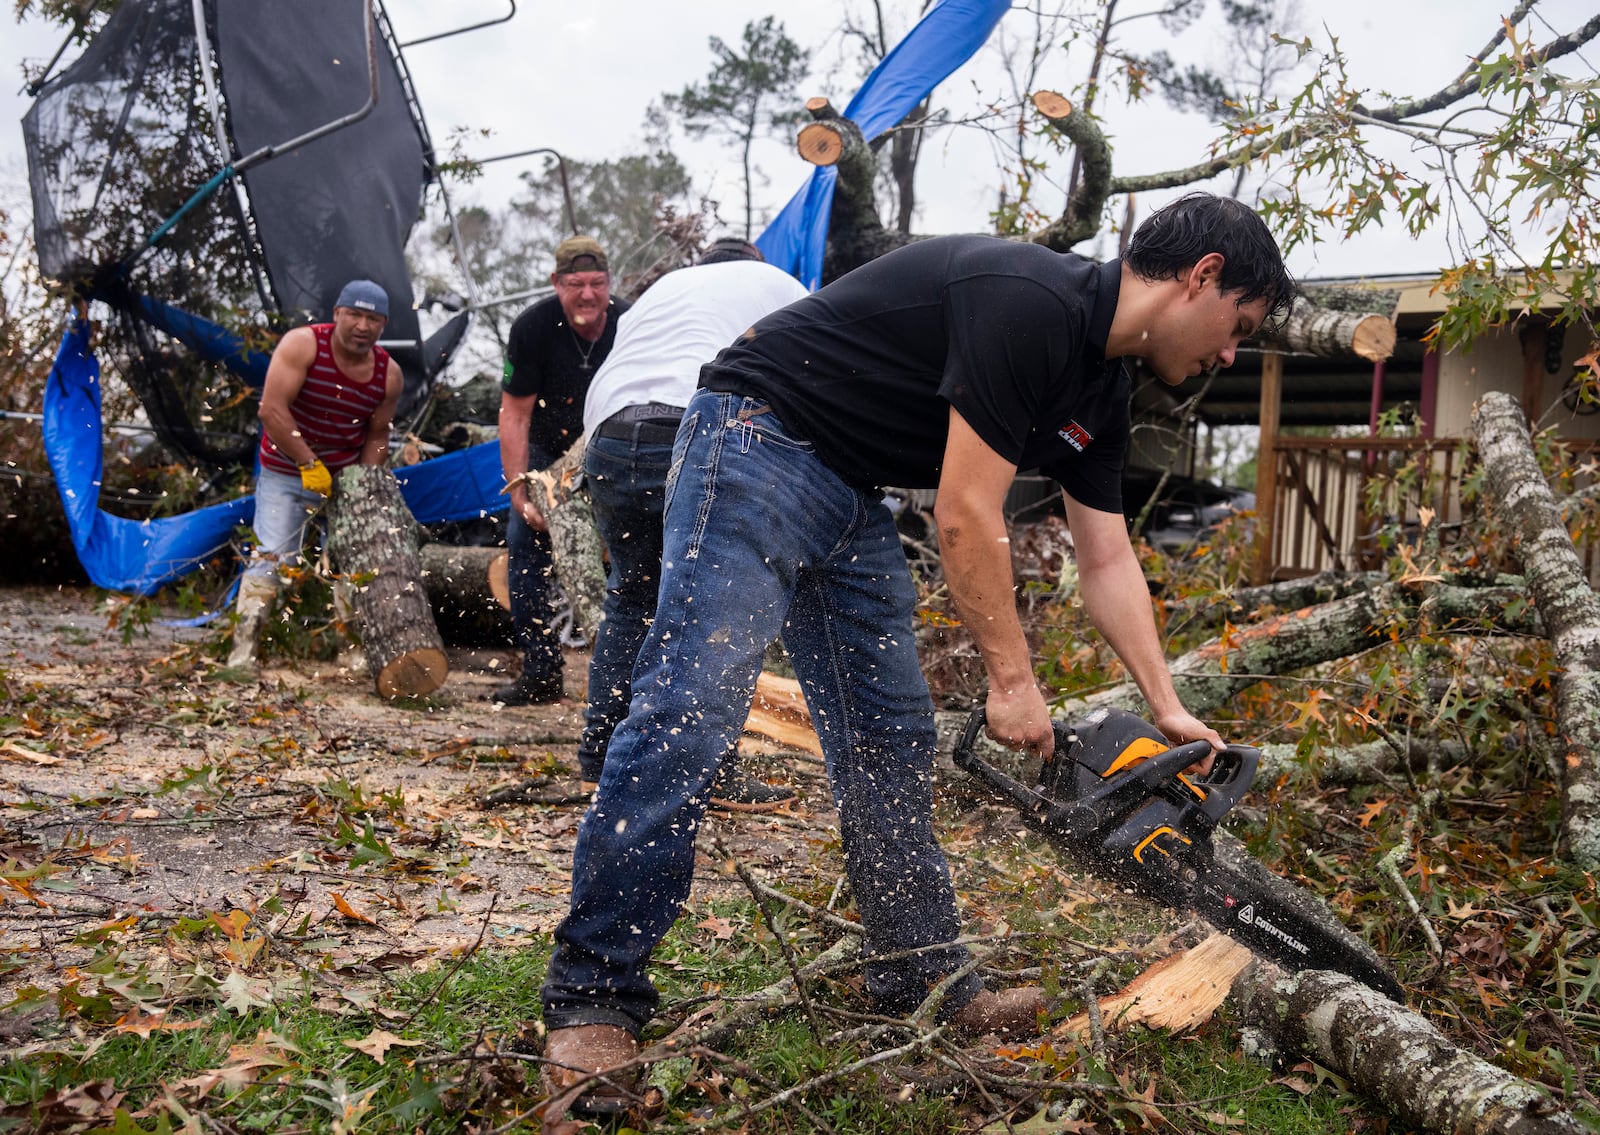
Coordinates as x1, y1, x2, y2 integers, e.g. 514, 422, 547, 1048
575, 239, 809, 807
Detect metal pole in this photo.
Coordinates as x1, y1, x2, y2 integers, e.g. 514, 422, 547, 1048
399, 0, 516, 48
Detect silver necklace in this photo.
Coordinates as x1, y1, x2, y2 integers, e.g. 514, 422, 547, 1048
569, 325, 599, 371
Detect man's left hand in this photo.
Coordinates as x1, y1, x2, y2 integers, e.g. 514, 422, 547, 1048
1154, 709, 1223, 776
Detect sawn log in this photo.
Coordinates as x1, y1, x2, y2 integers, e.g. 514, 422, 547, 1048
328, 464, 448, 698
418, 543, 515, 647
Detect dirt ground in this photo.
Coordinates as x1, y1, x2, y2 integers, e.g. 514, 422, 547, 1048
0, 584, 869, 1018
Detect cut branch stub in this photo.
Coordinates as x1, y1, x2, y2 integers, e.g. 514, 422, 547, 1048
1032, 90, 1073, 120
804, 96, 836, 119
797, 122, 844, 167
1257, 296, 1397, 361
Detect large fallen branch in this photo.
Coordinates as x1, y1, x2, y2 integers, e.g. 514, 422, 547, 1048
1472, 391, 1600, 868
1233, 960, 1592, 1135
1087, 578, 1542, 721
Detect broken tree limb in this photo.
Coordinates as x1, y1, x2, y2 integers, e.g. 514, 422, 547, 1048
328, 465, 448, 698
1031, 91, 1114, 249
1472, 390, 1600, 869
793, 96, 911, 282
1233, 960, 1593, 1135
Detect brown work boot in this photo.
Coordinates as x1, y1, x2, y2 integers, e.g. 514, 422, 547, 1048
945, 987, 1049, 1039
540, 1024, 641, 1116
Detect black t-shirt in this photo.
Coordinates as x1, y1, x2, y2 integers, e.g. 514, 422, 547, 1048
699, 236, 1130, 513
502, 293, 631, 461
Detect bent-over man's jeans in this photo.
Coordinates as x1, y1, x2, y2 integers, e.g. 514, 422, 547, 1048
540, 388, 983, 1034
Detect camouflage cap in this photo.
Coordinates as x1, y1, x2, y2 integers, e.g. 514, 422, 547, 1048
554, 236, 608, 275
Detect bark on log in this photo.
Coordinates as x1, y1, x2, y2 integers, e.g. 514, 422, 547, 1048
522, 435, 606, 645
417, 543, 515, 647
1233, 960, 1592, 1135
328, 465, 448, 698
1257, 295, 1396, 361
1472, 391, 1600, 868
1087, 579, 1541, 721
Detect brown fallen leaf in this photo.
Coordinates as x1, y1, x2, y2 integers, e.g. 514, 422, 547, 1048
331, 891, 377, 925
344, 1028, 423, 1065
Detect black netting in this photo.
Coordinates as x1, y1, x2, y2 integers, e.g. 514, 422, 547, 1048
215, 0, 434, 414
22, 0, 265, 312
22, 0, 441, 471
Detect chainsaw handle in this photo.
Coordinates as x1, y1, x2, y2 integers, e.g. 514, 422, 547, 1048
951, 708, 1065, 821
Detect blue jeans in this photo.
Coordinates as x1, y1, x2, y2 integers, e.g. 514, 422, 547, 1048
505, 443, 562, 682
541, 389, 982, 1033
245, 467, 327, 579
575, 428, 673, 782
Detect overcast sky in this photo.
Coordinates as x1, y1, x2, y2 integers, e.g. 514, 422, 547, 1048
3, 0, 1596, 288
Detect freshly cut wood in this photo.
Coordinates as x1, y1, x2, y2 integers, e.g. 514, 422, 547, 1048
417, 543, 514, 647
740, 671, 823, 758
489, 551, 509, 609
797, 121, 844, 166
1234, 960, 1593, 1135
1053, 934, 1251, 1039
328, 465, 447, 698
1258, 295, 1396, 361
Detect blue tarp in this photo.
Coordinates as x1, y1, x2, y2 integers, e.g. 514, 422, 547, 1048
43, 0, 1009, 594
44, 317, 509, 594
754, 0, 1011, 289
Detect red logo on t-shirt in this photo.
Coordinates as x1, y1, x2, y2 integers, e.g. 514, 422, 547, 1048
1058, 420, 1093, 452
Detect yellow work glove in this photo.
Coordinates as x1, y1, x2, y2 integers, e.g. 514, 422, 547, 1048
298, 459, 333, 496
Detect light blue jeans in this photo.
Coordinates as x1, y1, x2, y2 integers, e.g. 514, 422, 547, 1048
244, 467, 327, 580
541, 389, 982, 1034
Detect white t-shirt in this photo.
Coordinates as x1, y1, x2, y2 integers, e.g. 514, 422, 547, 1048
582, 260, 810, 436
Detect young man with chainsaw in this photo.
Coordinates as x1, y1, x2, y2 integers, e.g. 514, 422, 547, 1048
536, 193, 1296, 1115
228, 279, 403, 672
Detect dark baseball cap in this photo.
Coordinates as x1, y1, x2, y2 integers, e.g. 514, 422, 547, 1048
554, 236, 609, 275
334, 279, 389, 317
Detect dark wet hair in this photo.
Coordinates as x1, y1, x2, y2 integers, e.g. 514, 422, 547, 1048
1124, 193, 1296, 322
697, 237, 764, 266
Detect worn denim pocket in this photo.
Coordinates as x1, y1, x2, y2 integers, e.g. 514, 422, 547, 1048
663, 409, 700, 516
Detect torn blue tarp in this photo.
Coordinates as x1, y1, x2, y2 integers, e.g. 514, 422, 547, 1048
44, 317, 508, 595
755, 0, 1010, 289
44, 317, 252, 595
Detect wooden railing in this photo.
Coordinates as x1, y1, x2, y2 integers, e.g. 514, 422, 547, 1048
1258, 436, 1600, 582
1259, 438, 1462, 579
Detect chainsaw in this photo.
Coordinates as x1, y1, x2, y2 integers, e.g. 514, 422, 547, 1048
953, 706, 1404, 1001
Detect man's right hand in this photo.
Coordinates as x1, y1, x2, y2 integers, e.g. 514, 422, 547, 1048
299, 459, 332, 496
511, 485, 546, 531
983, 684, 1055, 759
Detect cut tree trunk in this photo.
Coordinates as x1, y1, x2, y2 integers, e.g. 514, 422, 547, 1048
328, 464, 448, 698
1233, 960, 1592, 1135
417, 543, 514, 647
1472, 390, 1600, 868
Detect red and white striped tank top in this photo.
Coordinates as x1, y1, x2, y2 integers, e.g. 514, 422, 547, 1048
259, 324, 390, 475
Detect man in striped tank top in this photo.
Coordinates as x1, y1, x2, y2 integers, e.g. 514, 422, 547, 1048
227, 279, 404, 671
